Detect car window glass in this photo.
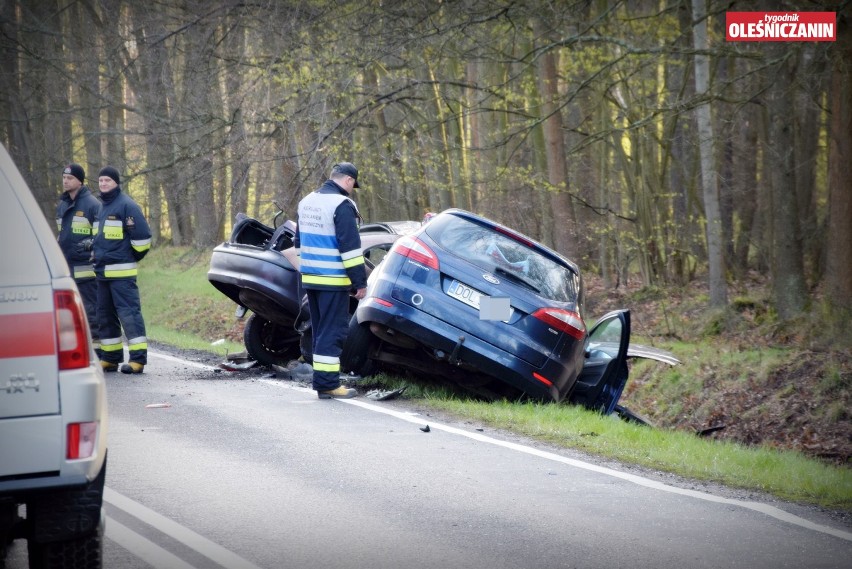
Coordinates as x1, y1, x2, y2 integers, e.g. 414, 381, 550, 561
427, 215, 578, 303
364, 245, 390, 266
584, 315, 623, 357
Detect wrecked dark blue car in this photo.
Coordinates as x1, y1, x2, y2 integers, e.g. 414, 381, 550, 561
342, 209, 677, 412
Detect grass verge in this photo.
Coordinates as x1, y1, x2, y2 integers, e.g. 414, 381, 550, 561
137, 246, 852, 511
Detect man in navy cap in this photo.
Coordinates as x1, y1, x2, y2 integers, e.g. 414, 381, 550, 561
55, 163, 101, 354
295, 162, 366, 399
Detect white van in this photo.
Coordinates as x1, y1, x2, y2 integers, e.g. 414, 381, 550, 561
0, 143, 108, 568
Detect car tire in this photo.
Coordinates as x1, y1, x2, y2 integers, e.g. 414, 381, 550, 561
340, 316, 377, 377
244, 313, 301, 366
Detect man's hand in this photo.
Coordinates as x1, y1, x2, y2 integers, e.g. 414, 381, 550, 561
352, 287, 367, 300
77, 238, 94, 253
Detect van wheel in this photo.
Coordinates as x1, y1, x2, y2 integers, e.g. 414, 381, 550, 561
244, 314, 301, 366
27, 460, 106, 569
340, 316, 377, 377
27, 531, 103, 569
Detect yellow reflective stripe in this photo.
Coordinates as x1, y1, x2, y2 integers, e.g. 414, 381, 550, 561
313, 361, 340, 372
128, 340, 147, 351
340, 248, 363, 261
104, 262, 137, 278
301, 274, 351, 286
71, 216, 92, 234
73, 265, 95, 279
342, 256, 364, 268
104, 268, 138, 278
101, 343, 123, 353
131, 238, 152, 252
103, 220, 123, 239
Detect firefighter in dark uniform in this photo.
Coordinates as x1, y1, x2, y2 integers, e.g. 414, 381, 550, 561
55, 163, 101, 354
295, 162, 367, 399
92, 166, 152, 374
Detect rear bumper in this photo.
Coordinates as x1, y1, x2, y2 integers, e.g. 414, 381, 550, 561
357, 297, 575, 401
207, 243, 301, 320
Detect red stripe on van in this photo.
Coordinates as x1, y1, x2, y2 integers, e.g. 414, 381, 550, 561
0, 312, 56, 358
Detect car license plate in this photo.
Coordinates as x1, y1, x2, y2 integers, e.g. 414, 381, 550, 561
447, 279, 483, 310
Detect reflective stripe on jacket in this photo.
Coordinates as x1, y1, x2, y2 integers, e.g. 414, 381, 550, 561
92, 186, 152, 279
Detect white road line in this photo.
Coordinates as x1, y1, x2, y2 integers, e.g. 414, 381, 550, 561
149, 350, 219, 371
261, 379, 852, 543
105, 488, 265, 569
105, 517, 198, 569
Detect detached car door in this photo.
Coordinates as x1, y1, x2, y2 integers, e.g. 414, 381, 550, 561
568, 309, 630, 414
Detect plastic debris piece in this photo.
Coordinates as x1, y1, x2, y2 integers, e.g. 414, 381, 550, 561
420, 424, 430, 433
211, 339, 225, 346
218, 360, 257, 371
365, 387, 406, 401
145, 403, 171, 409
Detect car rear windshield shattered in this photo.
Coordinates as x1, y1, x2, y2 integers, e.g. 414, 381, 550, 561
428, 215, 578, 304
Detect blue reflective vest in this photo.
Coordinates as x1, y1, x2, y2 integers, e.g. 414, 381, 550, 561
295, 181, 366, 291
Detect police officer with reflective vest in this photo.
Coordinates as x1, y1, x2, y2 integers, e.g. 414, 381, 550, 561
55, 163, 101, 353
92, 166, 152, 374
295, 162, 367, 399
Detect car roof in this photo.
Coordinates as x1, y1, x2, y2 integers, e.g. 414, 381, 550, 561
360, 220, 421, 235
0, 144, 71, 286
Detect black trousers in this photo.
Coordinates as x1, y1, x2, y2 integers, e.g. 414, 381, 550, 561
97, 278, 147, 365
307, 288, 351, 391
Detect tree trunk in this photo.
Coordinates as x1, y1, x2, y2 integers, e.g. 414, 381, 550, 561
825, 12, 852, 313
766, 47, 807, 319
535, 25, 576, 258
691, 0, 727, 307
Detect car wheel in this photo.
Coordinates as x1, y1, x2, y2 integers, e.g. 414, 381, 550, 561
340, 316, 377, 376
244, 313, 301, 366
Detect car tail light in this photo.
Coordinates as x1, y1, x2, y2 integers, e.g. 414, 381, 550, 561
391, 235, 439, 269
54, 290, 90, 370
67, 422, 98, 459
532, 308, 585, 340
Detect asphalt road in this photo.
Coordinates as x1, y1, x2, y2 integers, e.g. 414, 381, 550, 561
5, 349, 852, 568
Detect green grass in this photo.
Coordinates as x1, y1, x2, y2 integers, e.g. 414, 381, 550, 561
419, 397, 851, 509
136, 246, 852, 511
138, 246, 245, 355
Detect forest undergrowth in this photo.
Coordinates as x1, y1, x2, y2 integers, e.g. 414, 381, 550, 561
585, 273, 851, 466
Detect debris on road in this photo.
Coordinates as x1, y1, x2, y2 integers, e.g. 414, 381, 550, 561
145, 403, 171, 409
365, 387, 406, 401
219, 360, 257, 371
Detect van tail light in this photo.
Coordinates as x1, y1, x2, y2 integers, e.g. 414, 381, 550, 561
532, 308, 586, 341
391, 236, 440, 269
67, 422, 98, 459
54, 290, 90, 370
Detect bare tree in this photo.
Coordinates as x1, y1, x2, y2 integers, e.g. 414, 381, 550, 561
691, 0, 726, 307
825, 10, 852, 314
